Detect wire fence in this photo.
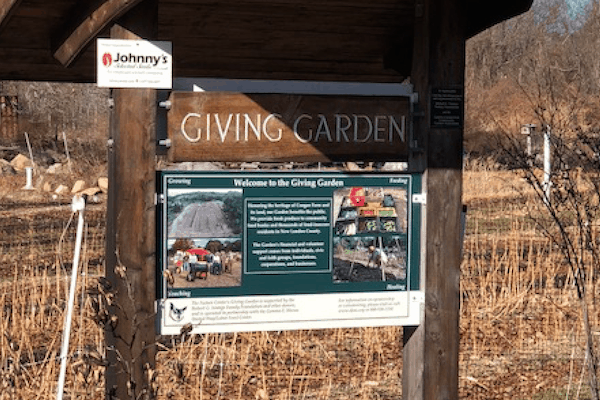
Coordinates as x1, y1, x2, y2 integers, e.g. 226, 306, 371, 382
0, 195, 594, 399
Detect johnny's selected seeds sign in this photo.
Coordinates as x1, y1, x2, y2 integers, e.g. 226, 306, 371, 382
97, 39, 172, 89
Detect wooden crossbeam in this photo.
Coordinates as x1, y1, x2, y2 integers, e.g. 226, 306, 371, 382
0, 0, 22, 34
465, 0, 534, 38
53, 0, 145, 67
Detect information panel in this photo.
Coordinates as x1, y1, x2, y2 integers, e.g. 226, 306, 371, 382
157, 171, 423, 334
430, 87, 464, 129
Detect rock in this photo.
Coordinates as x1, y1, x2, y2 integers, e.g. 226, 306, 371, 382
46, 163, 63, 174
173, 162, 221, 171
98, 177, 108, 193
79, 187, 101, 196
55, 184, 68, 194
193, 162, 223, 171
45, 149, 67, 164
89, 193, 106, 204
240, 162, 260, 170
78, 187, 105, 203
345, 162, 362, 171
43, 182, 52, 192
381, 162, 408, 171
10, 154, 31, 171
71, 180, 86, 193
0, 159, 16, 175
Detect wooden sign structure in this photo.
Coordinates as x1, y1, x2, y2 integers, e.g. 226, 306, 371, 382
167, 92, 410, 162
0, 0, 534, 399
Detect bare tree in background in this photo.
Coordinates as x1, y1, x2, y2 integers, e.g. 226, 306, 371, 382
464, 3, 600, 396
0, 81, 109, 169
502, 45, 600, 399
506, 131, 600, 400
465, 2, 600, 158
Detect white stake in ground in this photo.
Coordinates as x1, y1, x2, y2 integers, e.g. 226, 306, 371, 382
23, 166, 34, 190
56, 195, 86, 400
543, 126, 552, 204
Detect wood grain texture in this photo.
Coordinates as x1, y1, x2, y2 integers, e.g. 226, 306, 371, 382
0, 0, 22, 34
403, 0, 464, 398
0, 0, 531, 83
167, 91, 410, 162
104, 1, 158, 399
53, 0, 145, 66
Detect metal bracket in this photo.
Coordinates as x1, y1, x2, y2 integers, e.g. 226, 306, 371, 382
158, 138, 172, 148
412, 193, 426, 204
410, 92, 419, 105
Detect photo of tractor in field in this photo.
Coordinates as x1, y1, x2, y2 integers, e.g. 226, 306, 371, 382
164, 242, 242, 289
182, 248, 210, 281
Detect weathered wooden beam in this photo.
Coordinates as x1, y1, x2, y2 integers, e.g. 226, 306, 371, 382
465, 0, 533, 38
0, 0, 22, 34
403, 0, 465, 398
53, 0, 145, 67
104, 1, 158, 399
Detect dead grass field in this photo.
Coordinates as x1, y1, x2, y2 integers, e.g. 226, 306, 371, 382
0, 168, 596, 399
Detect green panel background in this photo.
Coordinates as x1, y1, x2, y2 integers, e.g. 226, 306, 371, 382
157, 171, 422, 299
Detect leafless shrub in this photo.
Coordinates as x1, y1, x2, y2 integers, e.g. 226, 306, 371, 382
1, 81, 109, 171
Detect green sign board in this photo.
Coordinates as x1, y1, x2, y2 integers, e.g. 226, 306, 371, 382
157, 171, 423, 334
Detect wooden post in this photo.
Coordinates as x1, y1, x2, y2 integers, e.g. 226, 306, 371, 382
403, 0, 465, 398
105, 1, 158, 399
0, 95, 18, 145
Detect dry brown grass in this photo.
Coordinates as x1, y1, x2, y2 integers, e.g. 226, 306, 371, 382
0, 169, 596, 399
463, 169, 532, 203
153, 327, 403, 399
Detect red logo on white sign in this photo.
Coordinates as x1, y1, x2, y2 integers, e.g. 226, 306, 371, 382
102, 53, 112, 67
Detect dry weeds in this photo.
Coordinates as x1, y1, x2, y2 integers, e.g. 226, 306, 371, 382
0, 168, 595, 399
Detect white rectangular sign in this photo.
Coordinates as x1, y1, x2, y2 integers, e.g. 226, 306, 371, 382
97, 39, 172, 89
159, 291, 423, 335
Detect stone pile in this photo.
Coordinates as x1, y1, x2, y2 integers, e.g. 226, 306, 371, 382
1, 154, 108, 201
